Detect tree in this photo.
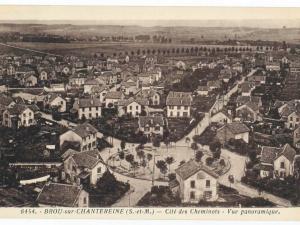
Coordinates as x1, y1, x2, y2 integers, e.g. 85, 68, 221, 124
195, 151, 204, 162
152, 136, 161, 147
132, 161, 139, 176
120, 140, 126, 150
156, 160, 168, 178
191, 142, 199, 156
119, 151, 125, 160
206, 157, 213, 166
179, 160, 186, 166
146, 153, 153, 168
96, 170, 118, 192
125, 154, 134, 169
228, 175, 234, 188
163, 137, 170, 152
209, 140, 221, 154
137, 150, 145, 163
165, 156, 174, 172
220, 159, 226, 167
168, 173, 176, 181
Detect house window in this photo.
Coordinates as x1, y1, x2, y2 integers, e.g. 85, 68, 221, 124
136, 106, 139, 110
190, 180, 195, 188
23, 113, 26, 117
61, 101, 63, 105
206, 180, 210, 188
29, 119, 33, 124
129, 106, 132, 110
190, 191, 195, 200
83, 197, 87, 205
177, 112, 180, 117
183, 112, 188, 117
96, 107, 98, 110
155, 125, 160, 131
89, 113, 92, 118
184, 106, 188, 110
29, 112, 32, 116
89, 107, 92, 111
297, 118, 300, 122
97, 167, 101, 174
204, 191, 212, 199
280, 162, 285, 169
170, 111, 173, 117
96, 113, 99, 117
290, 117, 293, 121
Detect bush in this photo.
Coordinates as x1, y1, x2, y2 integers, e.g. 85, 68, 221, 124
206, 157, 214, 166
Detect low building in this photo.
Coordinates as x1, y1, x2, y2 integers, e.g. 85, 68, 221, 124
216, 122, 250, 144
196, 86, 209, 96
210, 110, 233, 124
293, 126, 300, 149
286, 111, 300, 129
59, 123, 98, 152
43, 94, 66, 113
62, 149, 107, 186
166, 91, 192, 118
105, 91, 124, 108
118, 97, 149, 117
37, 182, 89, 207
73, 98, 102, 120
135, 89, 161, 106
170, 160, 218, 203
259, 144, 297, 179
236, 102, 262, 122
83, 78, 101, 94
2, 104, 38, 129
138, 116, 164, 138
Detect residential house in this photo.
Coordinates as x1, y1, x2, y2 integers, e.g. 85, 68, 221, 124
69, 73, 87, 87
100, 71, 118, 85
293, 126, 300, 149
105, 91, 124, 108
216, 122, 250, 144
118, 97, 149, 117
166, 92, 192, 118
59, 123, 98, 152
21, 73, 38, 87
265, 62, 280, 71
247, 74, 266, 86
236, 101, 262, 122
170, 160, 218, 203
73, 98, 102, 120
239, 82, 255, 96
135, 89, 161, 106
196, 86, 209, 96
120, 77, 139, 96
44, 94, 66, 113
90, 86, 108, 103
37, 182, 89, 207
259, 144, 296, 179
138, 116, 164, 138
0, 95, 15, 121
236, 96, 262, 108
286, 111, 300, 129
290, 61, 300, 73
207, 80, 222, 91
2, 104, 38, 129
210, 109, 233, 124
83, 78, 101, 94
62, 149, 107, 186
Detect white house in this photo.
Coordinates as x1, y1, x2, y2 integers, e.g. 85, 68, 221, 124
105, 91, 124, 108
118, 98, 149, 117
44, 94, 67, 113
59, 123, 98, 152
216, 122, 250, 144
73, 98, 102, 120
138, 116, 164, 138
2, 104, 38, 129
259, 144, 296, 179
170, 160, 219, 203
62, 149, 107, 186
166, 92, 192, 118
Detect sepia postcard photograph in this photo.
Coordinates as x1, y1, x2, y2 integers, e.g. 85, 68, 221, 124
0, 3, 299, 221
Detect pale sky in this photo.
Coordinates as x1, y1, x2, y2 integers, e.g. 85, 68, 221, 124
1, 6, 300, 28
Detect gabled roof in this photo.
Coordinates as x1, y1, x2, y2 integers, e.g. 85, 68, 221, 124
72, 123, 98, 138
37, 182, 83, 207
105, 91, 123, 99
84, 78, 100, 85
166, 91, 192, 106
261, 144, 296, 164
218, 122, 250, 135
78, 98, 102, 108
71, 150, 103, 169
175, 160, 218, 180
118, 97, 149, 107
6, 104, 30, 115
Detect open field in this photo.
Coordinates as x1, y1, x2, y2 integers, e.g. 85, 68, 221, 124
0, 41, 259, 57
